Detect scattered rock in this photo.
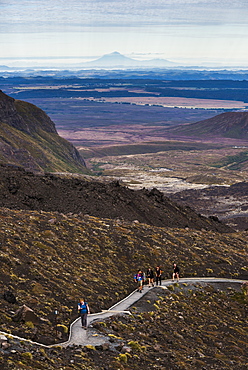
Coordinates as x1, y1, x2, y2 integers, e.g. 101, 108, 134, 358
12, 304, 40, 324
0, 163, 233, 232
1, 342, 11, 350
121, 345, 132, 353
3, 290, 17, 304
0, 334, 8, 343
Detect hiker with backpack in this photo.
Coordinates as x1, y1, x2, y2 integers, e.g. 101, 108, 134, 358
172, 263, 180, 282
134, 270, 144, 293
78, 298, 90, 329
155, 265, 162, 285
147, 267, 154, 287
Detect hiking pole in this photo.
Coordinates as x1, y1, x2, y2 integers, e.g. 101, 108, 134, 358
54, 310, 58, 337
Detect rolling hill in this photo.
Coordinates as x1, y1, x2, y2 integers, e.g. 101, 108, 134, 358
0, 90, 87, 173
167, 111, 248, 140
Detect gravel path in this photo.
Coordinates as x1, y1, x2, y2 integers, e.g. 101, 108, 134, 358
60, 277, 245, 347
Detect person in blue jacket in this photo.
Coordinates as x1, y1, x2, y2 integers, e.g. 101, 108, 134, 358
78, 298, 90, 329
134, 270, 144, 293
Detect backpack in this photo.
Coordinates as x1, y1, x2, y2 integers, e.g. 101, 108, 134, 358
79, 302, 88, 314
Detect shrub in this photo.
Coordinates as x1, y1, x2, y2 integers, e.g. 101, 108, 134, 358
21, 352, 33, 360
25, 321, 35, 329
127, 341, 142, 352
116, 353, 128, 363
206, 268, 214, 274
85, 345, 96, 350
56, 324, 68, 334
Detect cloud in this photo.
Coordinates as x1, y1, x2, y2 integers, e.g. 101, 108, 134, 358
1, 0, 248, 65
1, 0, 248, 33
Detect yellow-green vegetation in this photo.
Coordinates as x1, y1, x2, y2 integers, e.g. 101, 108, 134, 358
0, 91, 88, 174
108, 334, 122, 340
85, 345, 96, 351
92, 284, 248, 369
127, 341, 142, 352
0, 207, 247, 347
116, 353, 128, 363
0, 119, 88, 174
56, 324, 68, 334
25, 321, 35, 329
0, 336, 100, 369
21, 352, 33, 360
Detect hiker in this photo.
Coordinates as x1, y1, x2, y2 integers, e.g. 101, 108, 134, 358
147, 268, 154, 287
134, 270, 144, 293
77, 298, 90, 329
172, 263, 180, 282
155, 266, 162, 285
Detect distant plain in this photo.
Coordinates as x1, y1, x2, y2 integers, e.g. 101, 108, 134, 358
2, 74, 248, 193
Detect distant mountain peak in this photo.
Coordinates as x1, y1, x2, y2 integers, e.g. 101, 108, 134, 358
83, 52, 176, 68
110, 51, 121, 55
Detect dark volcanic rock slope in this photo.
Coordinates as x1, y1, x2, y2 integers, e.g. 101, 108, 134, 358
0, 90, 86, 173
0, 164, 232, 232
171, 181, 248, 230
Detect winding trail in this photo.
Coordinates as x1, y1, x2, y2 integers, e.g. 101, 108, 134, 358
0, 278, 245, 348
59, 277, 245, 347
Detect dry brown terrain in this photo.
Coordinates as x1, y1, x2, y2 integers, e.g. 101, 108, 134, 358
85, 146, 248, 190
87, 96, 247, 109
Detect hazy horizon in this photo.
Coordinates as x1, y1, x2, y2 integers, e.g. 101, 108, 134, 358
1, 1, 248, 69
1, 52, 248, 71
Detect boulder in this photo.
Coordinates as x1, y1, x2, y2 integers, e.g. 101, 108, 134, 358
3, 290, 17, 304
0, 334, 8, 343
12, 304, 40, 324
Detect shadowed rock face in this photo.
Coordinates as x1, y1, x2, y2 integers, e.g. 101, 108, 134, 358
0, 163, 232, 232
0, 90, 86, 172
0, 90, 57, 134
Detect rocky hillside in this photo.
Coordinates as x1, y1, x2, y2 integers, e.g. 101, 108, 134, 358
171, 181, 248, 231
0, 281, 247, 370
0, 169, 247, 369
0, 163, 233, 232
0, 206, 247, 345
167, 111, 248, 140
0, 90, 86, 173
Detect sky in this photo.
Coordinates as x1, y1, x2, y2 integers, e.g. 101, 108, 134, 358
0, 0, 248, 68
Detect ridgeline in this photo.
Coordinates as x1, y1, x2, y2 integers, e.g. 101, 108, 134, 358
0, 90, 86, 173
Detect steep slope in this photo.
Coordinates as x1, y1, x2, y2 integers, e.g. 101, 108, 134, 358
0, 283, 247, 369
0, 90, 86, 173
0, 207, 246, 346
167, 111, 248, 140
170, 181, 248, 230
0, 163, 232, 232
